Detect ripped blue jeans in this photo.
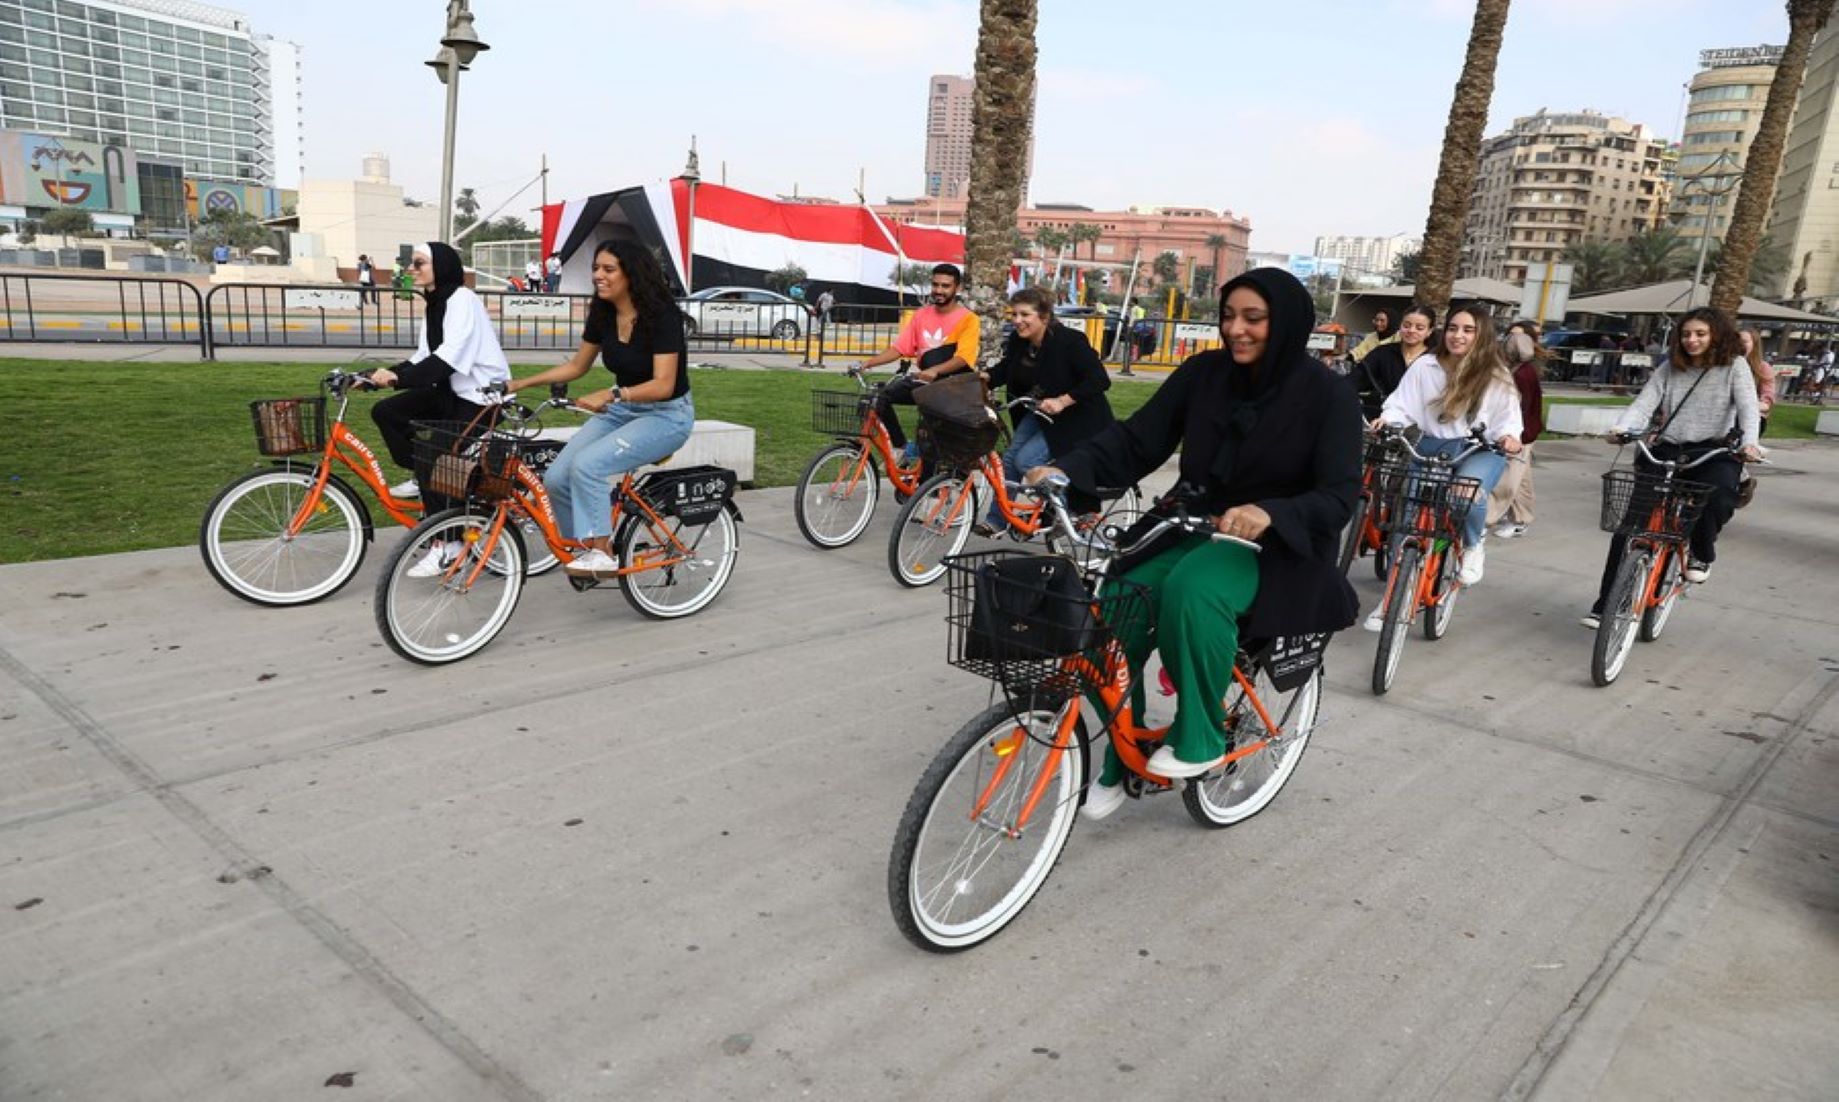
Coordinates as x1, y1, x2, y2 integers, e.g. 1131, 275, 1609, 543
544, 393, 695, 540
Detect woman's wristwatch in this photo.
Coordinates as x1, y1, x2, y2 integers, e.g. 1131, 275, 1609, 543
611, 386, 624, 404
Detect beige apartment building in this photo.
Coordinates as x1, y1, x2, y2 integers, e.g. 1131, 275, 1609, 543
1672, 46, 1782, 256
1766, 27, 1839, 303
1461, 110, 1672, 285
922, 73, 1033, 201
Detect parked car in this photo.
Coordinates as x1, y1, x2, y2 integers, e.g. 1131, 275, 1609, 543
681, 286, 807, 340
1540, 329, 1629, 382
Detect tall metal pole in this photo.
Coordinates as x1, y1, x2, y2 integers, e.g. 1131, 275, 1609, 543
682, 136, 700, 294
438, 57, 460, 241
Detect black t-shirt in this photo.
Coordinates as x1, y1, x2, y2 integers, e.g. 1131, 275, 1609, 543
582, 307, 691, 399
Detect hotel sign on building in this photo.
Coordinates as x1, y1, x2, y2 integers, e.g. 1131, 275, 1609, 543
1699, 46, 1785, 69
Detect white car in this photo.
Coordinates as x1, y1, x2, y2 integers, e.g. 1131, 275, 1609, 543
681, 286, 808, 340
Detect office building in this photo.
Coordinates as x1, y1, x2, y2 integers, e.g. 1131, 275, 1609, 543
0, 0, 304, 189
1765, 28, 1839, 302
1672, 45, 1782, 256
922, 73, 1033, 202
1313, 233, 1421, 281
1462, 109, 1672, 285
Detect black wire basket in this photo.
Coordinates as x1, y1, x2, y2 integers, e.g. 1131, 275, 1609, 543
249, 397, 326, 457
411, 420, 527, 502
917, 410, 1001, 470
943, 550, 1149, 706
1599, 470, 1713, 539
811, 389, 874, 436
1373, 460, 1483, 537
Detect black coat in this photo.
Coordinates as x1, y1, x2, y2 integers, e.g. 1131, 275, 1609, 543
1058, 270, 1361, 640
1353, 340, 1417, 420
985, 323, 1114, 455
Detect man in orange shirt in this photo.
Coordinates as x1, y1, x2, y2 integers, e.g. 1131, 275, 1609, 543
852, 263, 981, 459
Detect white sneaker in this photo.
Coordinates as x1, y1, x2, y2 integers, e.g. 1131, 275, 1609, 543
405, 542, 458, 578
1146, 745, 1227, 780
388, 478, 420, 499
1458, 541, 1486, 586
1362, 607, 1385, 632
564, 548, 619, 576
1579, 611, 1601, 630
1684, 559, 1712, 584
1493, 523, 1526, 539
1081, 782, 1125, 821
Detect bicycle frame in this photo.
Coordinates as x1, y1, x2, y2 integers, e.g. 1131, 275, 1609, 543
1380, 501, 1455, 623
281, 390, 421, 539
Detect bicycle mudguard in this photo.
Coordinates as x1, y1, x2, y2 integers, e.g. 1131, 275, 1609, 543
1252, 633, 1332, 692
635, 465, 739, 525
268, 461, 377, 543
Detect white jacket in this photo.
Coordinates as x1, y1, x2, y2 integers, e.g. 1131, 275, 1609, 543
1379, 353, 1524, 442
411, 286, 510, 405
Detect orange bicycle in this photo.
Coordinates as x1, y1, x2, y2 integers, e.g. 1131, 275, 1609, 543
887, 396, 1141, 586
793, 366, 928, 548
200, 365, 562, 607
887, 481, 1324, 951
1590, 437, 1732, 686
372, 387, 742, 665
1336, 432, 1402, 579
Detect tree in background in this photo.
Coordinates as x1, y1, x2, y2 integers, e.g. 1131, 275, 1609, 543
1151, 250, 1180, 287
1618, 227, 1688, 284
1712, 0, 1836, 313
1415, 0, 1512, 310
41, 208, 94, 238
453, 186, 482, 234
962, 0, 1039, 359
765, 264, 808, 294
1389, 248, 1423, 284
1204, 233, 1229, 290
1707, 234, 1790, 295
1032, 224, 1069, 258
1070, 221, 1102, 260
190, 208, 270, 261
1561, 240, 1620, 294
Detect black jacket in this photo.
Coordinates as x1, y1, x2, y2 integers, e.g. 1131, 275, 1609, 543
985, 323, 1115, 455
1058, 268, 1361, 640
1354, 341, 1417, 420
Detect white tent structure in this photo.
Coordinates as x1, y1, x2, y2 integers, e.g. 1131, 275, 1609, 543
1565, 279, 1836, 324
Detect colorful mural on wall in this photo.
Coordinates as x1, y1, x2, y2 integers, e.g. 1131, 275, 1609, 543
185, 178, 295, 221
0, 130, 141, 214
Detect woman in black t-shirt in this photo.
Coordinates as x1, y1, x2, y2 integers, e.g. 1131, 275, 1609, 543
506, 239, 694, 576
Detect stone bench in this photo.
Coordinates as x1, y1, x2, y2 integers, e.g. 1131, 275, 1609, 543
536, 419, 756, 483
1546, 403, 1628, 436
1817, 410, 1839, 437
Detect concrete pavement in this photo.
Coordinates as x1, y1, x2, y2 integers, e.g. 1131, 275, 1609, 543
1, 438, 1835, 1100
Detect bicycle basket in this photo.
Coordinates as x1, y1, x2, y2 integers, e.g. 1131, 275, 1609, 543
943, 550, 1149, 702
1373, 460, 1482, 537
633, 464, 738, 525
249, 397, 326, 457
811, 389, 874, 436
917, 409, 1001, 470
411, 420, 526, 502
1598, 470, 1713, 539
1362, 434, 1399, 468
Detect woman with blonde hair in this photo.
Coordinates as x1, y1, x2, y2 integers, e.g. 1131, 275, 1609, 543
1372, 304, 1523, 590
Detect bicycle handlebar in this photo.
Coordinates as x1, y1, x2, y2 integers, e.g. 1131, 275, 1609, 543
1373, 422, 1504, 464
1005, 395, 1056, 425
1027, 475, 1260, 555
1612, 435, 1758, 469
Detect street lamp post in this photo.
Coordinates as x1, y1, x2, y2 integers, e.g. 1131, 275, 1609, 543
1682, 150, 1742, 308
426, 1, 489, 242
681, 137, 700, 294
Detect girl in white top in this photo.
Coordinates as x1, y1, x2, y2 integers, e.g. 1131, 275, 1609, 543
1374, 305, 1523, 589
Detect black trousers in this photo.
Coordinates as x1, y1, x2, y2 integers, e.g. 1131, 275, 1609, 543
873, 372, 926, 448
371, 387, 490, 513
1594, 440, 1741, 610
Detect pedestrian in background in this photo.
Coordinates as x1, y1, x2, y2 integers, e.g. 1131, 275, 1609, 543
1487, 323, 1543, 539
1350, 309, 1396, 364
544, 252, 561, 293
1736, 325, 1774, 509
356, 253, 377, 305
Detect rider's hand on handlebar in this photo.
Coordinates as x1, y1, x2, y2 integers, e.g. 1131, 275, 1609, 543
1740, 444, 1764, 463
1216, 504, 1271, 541
1499, 433, 1523, 456
1022, 465, 1066, 487
574, 389, 615, 414
1038, 395, 1071, 417
368, 367, 398, 389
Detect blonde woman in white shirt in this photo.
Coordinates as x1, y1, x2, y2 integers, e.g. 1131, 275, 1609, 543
1374, 305, 1523, 589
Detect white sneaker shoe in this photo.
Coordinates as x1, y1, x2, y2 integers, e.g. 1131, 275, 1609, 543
1579, 611, 1601, 630
1684, 559, 1712, 583
564, 548, 619, 576
1458, 540, 1486, 586
1146, 745, 1226, 780
1082, 782, 1125, 821
388, 478, 420, 499
1492, 523, 1526, 539
1362, 607, 1385, 632
405, 542, 458, 578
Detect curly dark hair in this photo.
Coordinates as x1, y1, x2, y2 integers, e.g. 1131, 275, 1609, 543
585, 238, 682, 344
1669, 306, 1739, 369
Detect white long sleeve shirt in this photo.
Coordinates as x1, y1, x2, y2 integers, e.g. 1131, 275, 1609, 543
411, 286, 511, 405
1379, 353, 1524, 442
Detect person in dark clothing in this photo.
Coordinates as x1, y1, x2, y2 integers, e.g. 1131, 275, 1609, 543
368, 241, 512, 575
1353, 303, 1436, 420
1027, 267, 1361, 816
977, 286, 1114, 533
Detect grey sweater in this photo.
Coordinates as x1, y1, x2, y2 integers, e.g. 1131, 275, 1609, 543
1613, 359, 1759, 448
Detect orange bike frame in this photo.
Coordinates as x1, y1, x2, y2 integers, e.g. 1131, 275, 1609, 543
500, 462, 708, 578
284, 419, 422, 539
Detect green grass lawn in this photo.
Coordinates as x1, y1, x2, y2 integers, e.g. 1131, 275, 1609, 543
0, 358, 1163, 563
1540, 394, 1824, 439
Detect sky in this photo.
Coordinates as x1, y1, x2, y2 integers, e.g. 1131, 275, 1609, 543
240, 0, 1790, 254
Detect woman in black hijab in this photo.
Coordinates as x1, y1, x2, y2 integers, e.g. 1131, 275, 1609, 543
1028, 267, 1361, 816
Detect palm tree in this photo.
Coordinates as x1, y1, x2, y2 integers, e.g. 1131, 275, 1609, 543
1712, 0, 1837, 313
1618, 228, 1688, 284
454, 186, 481, 232
1204, 232, 1229, 288
1561, 240, 1621, 294
963, 0, 1039, 356
1033, 225, 1069, 257
1414, 0, 1513, 310
1708, 234, 1791, 295
1151, 250, 1180, 286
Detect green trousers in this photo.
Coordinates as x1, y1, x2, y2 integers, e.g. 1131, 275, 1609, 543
1098, 536, 1260, 786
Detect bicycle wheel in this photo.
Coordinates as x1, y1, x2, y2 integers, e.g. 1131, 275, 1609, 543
1183, 665, 1320, 828
518, 513, 561, 576
1336, 496, 1368, 575
373, 508, 525, 665
794, 443, 880, 549
1371, 544, 1421, 696
1044, 485, 1141, 574
888, 472, 974, 587
1639, 546, 1682, 642
1372, 528, 1391, 582
1422, 546, 1460, 641
616, 505, 740, 619
200, 467, 366, 607
1592, 548, 1649, 687
888, 701, 1086, 952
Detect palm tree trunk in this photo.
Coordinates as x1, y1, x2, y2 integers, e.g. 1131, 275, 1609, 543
1415, 0, 1513, 311
1711, 0, 1836, 314
963, 0, 1038, 364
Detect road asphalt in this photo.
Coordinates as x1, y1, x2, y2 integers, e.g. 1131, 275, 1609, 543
1, 436, 1835, 1101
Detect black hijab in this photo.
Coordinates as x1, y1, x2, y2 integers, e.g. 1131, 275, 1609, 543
1200, 267, 1317, 485
418, 241, 466, 351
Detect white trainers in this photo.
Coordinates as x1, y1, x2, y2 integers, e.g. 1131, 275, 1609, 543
564, 548, 619, 576
1146, 745, 1227, 780
1081, 782, 1125, 821
1492, 523, 1526, 539
1362, 607, 1385, 632
1684, 559, 1712, 583
388, 478, 420, 499
1458, 540, 1486, 586
1579, 611, 1601, 630
405, 542, 458, 578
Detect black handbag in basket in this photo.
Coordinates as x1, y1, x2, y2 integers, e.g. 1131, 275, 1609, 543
964, 555, 1100, 663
